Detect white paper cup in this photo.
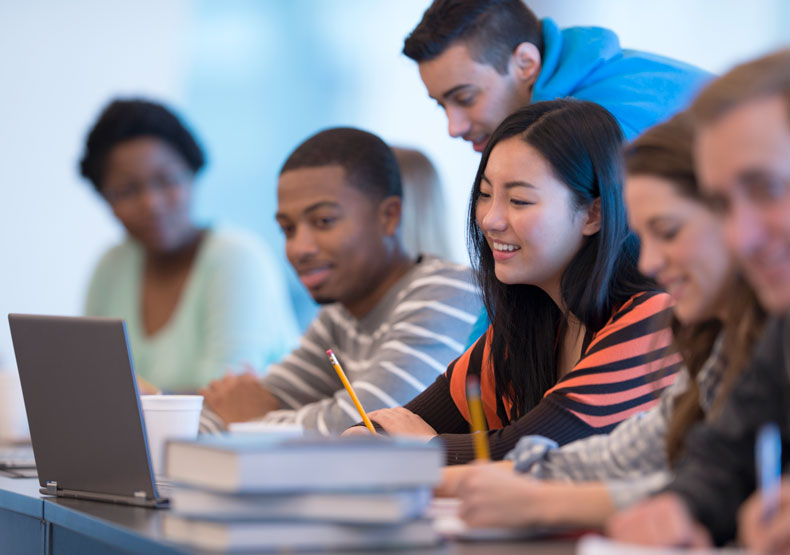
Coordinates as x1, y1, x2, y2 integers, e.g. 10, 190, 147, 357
140, 395, 203, 479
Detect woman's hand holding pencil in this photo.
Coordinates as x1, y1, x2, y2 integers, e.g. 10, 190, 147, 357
366, 407, 437, 437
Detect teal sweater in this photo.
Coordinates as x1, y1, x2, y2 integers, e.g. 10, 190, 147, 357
85, 228, 299, 391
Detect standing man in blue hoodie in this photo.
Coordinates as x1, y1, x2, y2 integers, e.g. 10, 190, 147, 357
405, 0, 710, 343
404, 0, 710, 152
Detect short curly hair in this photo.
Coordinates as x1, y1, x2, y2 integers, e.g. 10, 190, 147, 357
79, 98, 206, 191
280, 127, 402, 201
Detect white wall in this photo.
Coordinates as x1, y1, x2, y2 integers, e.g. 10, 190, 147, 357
0, 1, 190, 368
0, 0, 787, 371
348, 0, 790, 275
533, 0, 789, 73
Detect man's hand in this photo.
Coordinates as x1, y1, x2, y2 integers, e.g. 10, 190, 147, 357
738, 476, 790, 554
366, 407, 436, 437
200, 371, 280, 425
607, 493, 712, 547
136, 374, 161, 395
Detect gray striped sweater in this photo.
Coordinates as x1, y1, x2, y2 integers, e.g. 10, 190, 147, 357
255, 256, 482, 434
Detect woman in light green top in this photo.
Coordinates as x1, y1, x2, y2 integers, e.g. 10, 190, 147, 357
80, 99, 299, 392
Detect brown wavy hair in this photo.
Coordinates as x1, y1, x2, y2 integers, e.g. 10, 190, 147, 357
624, 112, 767, 465
690, 48, 790, 128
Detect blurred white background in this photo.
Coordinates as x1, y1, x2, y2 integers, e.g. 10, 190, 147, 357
0, 0, 788, 371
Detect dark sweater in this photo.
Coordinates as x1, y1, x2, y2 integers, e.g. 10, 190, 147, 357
405, 291, 680, 464
667, 315, 790, 545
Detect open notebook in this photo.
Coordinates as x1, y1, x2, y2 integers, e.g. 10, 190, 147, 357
429, 497, 580, 540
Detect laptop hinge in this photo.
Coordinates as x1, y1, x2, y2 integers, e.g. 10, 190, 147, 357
45, 481, 58, 494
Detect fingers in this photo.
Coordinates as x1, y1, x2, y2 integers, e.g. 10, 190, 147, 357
458, 469, 509, 528
738, 492, 762, 547
607, 494, 699, 547
136, 375, 161, 395
436, 465, 471, 498
455, 464, 483, 495
201, 376, 237, 410
744, 506, 790, 553
374, 407, 414, 425
342, 426, 373, 437
762, 513, 790, 554
370, 409, 400, 429
689, 522, 713, 549
460, 502, 499, 528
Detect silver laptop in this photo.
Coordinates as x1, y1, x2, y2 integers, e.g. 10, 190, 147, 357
8, 314, 167, 507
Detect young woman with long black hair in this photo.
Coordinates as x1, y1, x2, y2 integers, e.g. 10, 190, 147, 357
347, 99, 679, 465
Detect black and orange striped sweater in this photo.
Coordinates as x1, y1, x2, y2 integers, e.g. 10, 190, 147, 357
403, 290, 681, 464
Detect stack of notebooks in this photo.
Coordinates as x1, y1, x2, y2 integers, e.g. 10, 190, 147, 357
161, 434, 443, 552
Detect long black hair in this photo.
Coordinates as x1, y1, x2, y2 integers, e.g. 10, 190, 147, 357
467, 99, 654, 424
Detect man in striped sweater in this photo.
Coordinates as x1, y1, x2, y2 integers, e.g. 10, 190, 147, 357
201, 127, 481, 435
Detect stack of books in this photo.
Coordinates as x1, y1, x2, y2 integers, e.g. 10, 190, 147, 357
161, 434, 443, 552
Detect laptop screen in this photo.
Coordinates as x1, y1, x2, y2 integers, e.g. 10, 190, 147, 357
8, 314, 160, 504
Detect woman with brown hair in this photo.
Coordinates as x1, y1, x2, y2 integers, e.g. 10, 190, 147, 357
391, 146, 453, 261
450, 111, 766, 530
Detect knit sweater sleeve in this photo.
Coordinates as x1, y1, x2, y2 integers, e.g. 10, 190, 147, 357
666, 316, 790, 545
510, 370, 687, 481
260, 259, 481, 435
439, 291, 681, 465
403, 373, 470, 435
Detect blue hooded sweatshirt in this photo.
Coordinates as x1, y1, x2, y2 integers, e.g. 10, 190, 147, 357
464, 20, 711, 347
531, 19, 711, 140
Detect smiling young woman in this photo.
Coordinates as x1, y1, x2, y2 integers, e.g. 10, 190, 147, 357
354, 99, 680, 467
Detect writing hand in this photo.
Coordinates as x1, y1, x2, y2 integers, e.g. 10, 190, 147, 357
738, 476, 790, 554
200, 369, 280, 425
607, 493, 711, 547
366, 407, 436, 438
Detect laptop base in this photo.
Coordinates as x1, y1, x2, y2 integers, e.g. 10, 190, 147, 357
40, 485, 169, 508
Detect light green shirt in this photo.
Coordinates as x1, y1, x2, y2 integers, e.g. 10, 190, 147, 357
84, 228, 299, 391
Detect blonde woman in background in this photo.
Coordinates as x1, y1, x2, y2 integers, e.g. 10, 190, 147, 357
393, 147, 453, 261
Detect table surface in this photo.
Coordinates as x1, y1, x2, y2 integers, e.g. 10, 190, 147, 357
0, 473, 44, 518
0, 475, 578, 554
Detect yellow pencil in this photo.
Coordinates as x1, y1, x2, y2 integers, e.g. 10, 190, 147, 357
326, 349, 377, 435
466, 375, 490, 460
